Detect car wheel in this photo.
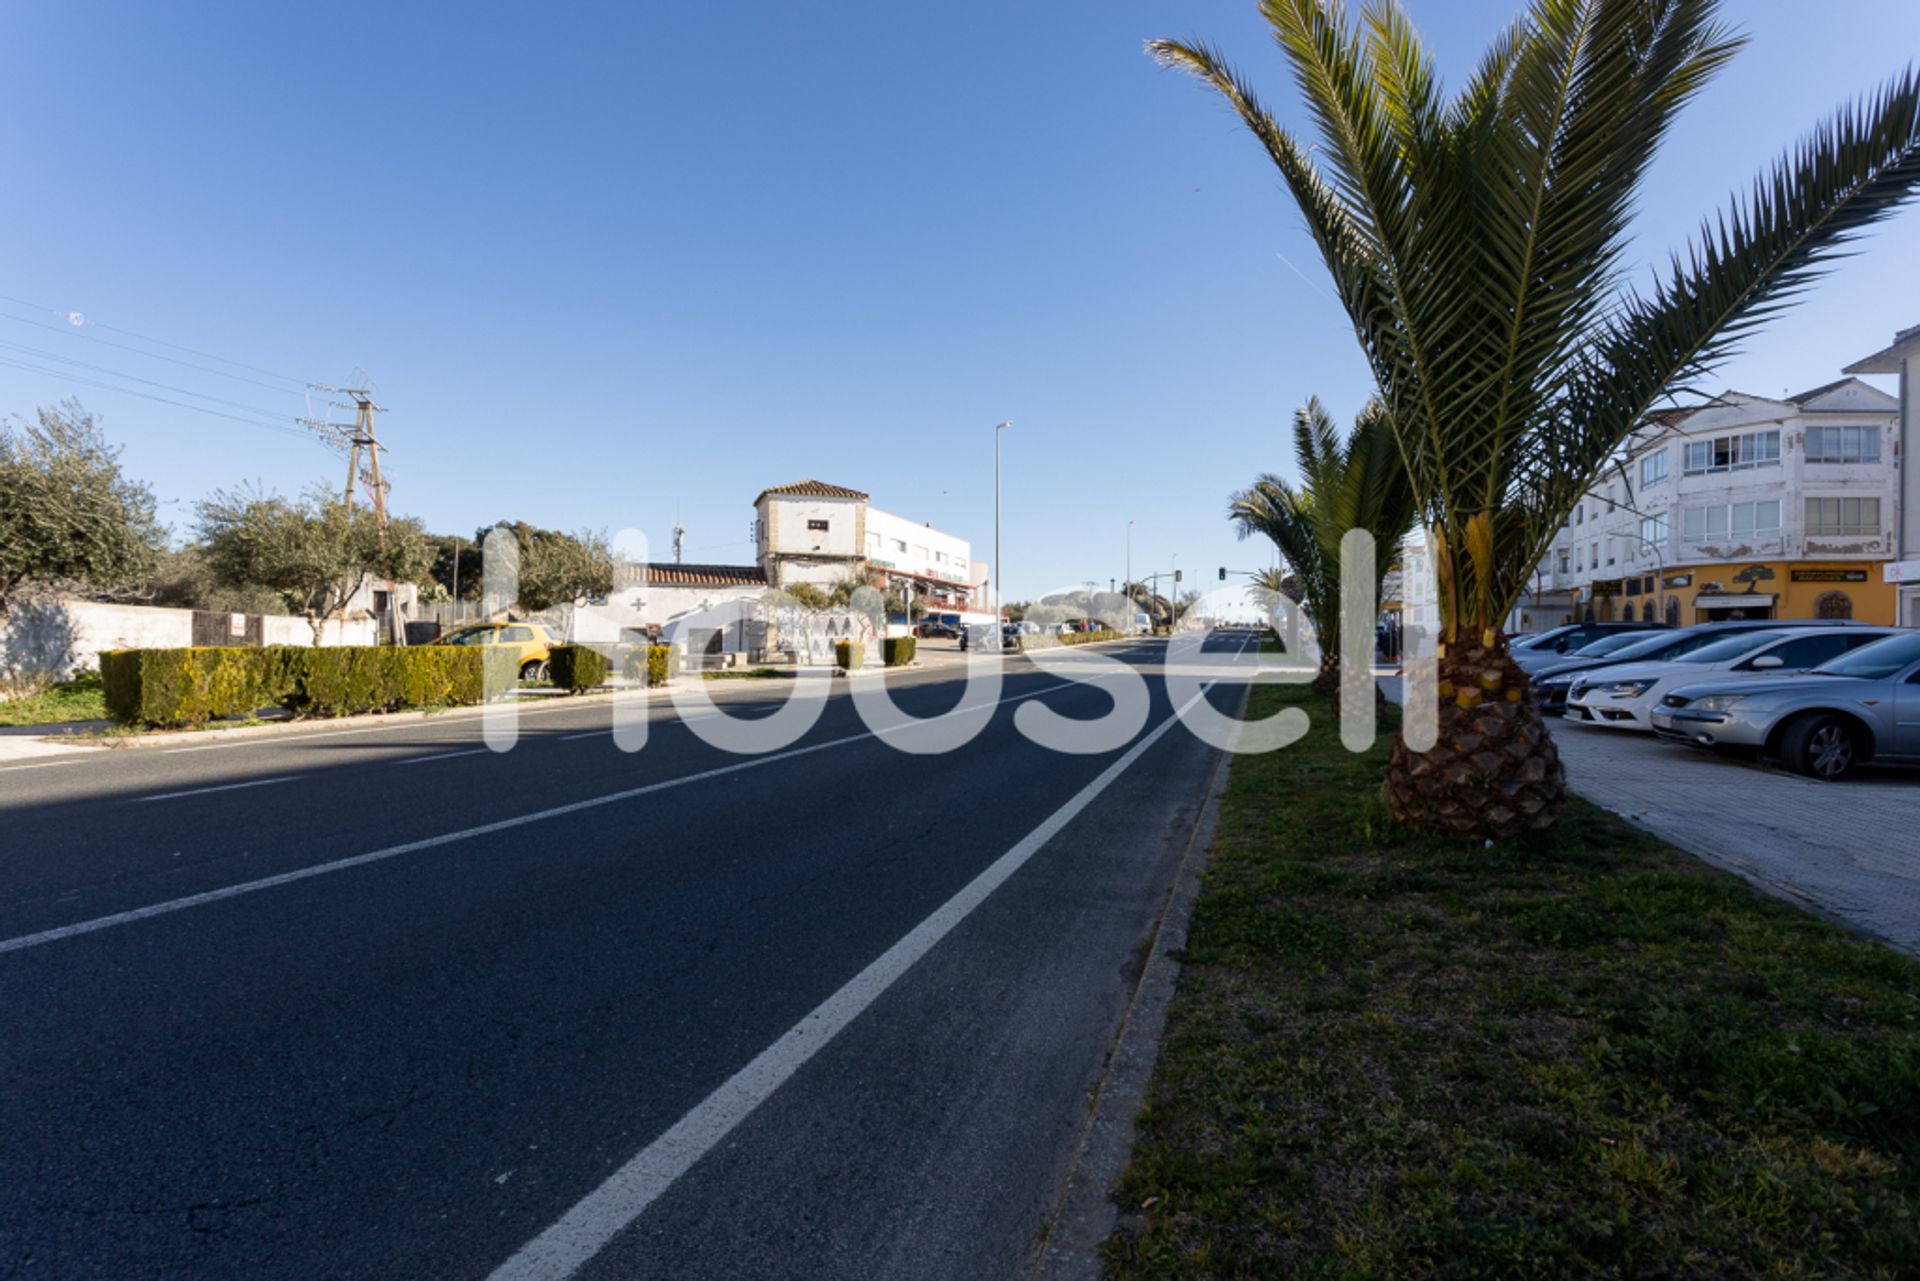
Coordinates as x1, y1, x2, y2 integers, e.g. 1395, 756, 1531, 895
1779, 714, 1860, 780
522, 661, 549, 684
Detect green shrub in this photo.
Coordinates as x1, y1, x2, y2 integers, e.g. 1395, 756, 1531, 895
548, 645, 610, 694
102, 646, 293, 726
883, 636, 916, 666
619, 643, 680, 686
102, 645, 487, 726
835, 640, 865, 670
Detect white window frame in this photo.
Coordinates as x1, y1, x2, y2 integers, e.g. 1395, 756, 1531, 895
1804, 496, 1881, 537
1639, 449, 1669, 488
1682, 429, 1781, 476
1682, 500, 1780, 542
1804, 424, 1881, 465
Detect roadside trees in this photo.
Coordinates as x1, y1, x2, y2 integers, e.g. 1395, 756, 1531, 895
483, 522, 613, 614
1229, 398, 1414, 695
0, 400, 164, 613
1153, 0, 1920, 838
198, 486, 431, 643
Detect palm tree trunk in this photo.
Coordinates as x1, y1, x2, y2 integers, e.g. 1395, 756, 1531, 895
1310, 651, 1339, 696
1382, 638, 1564, 840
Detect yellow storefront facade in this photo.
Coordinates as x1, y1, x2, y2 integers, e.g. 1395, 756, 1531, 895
1591, 560, 1896, 626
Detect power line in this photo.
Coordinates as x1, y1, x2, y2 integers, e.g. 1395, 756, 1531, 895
0, 336, 308, 423
0, 308, 314, 395
0, 353, 322, 445
0, 291, 318, 387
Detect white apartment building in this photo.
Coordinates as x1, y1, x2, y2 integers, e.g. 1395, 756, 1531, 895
1514, 378, 1902, 630
1846, 323, 1920, 626
753, 479, 988, 618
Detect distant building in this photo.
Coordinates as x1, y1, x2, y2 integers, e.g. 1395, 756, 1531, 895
1514, 377, 1902, 629
1845, 323, 1920, 626
754, 479, 987, 619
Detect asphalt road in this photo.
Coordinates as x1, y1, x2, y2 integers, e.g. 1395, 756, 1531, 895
0, 634, 1251, 1280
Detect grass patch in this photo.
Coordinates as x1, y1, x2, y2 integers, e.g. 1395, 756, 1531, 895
1105, 683, 1920, 1279
0, 673, 108, 726
703, 667, 787, 680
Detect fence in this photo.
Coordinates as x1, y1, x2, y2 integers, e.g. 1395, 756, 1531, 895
0, 597, 378, 682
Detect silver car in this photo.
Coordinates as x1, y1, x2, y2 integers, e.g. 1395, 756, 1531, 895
1650, 630, 1920, 778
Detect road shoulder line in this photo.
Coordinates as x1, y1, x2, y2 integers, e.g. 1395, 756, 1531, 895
1025, 680, 1247, 1281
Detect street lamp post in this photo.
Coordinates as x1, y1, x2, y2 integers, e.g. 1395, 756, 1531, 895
1623, 530, 1668, 624
1126, 519, 1134, 613
994, 421, 1012, 623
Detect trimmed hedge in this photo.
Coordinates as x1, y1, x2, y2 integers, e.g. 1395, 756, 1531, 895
883, 636, 916, 666
283, 646, 491, 718
102, 647, 298, 726
549, 645, 610, 694
102, 645, 491, 727
1016, 629, 1124, 653
835, 640, 865, 670
618, 643, 681, 686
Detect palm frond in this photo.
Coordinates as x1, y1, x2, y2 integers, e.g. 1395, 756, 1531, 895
1157, 0, 1920, 641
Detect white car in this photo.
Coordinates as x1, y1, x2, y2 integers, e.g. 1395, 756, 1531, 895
1562, 626, 1897, 731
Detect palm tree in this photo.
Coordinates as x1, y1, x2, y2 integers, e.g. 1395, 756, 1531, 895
1153, 0, 1920, 839
1230, 397, 1415, 696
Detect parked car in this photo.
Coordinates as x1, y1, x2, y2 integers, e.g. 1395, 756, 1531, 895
430, 621, 559, 682
917, 621, 959, 639
1563, 626, 1897, 731
1510, 621, 1671, 674
1650, 630, 1920, 778
1531, 620, 1878, 714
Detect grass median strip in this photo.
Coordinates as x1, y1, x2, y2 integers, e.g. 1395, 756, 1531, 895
1105, 682, 1920, 1278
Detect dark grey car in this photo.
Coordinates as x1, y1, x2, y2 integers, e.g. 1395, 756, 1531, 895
1530, 619, 1881, 714
1651, 631, 1920, 778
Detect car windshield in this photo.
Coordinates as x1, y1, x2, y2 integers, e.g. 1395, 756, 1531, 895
1809, 631, 1920, 680
443, 628, 492, 645
1519, 626, 1576, 650
1670, 632, 1789, 664
1608, 630, 1716, 662
1569, 631, 1659, 657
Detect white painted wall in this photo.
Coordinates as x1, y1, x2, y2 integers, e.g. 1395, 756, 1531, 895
568, 581, 768, 642
0, 598, 380, 681
864, 507, 971, 587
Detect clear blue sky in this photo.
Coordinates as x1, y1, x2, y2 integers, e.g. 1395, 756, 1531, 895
4, 1, 1917, 604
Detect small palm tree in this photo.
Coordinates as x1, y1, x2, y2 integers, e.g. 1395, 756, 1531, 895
1230, 397, 1415, 695
1154, 0, 1920, 838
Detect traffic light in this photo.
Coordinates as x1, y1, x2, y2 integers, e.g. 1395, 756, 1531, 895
1174, 569, 1182, 583
1219, 566, 1226, 581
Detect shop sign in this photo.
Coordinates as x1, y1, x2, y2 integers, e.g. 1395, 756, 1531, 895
1790, 568, 1868, 583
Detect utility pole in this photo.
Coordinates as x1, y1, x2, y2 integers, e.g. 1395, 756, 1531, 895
304, 386, 399, 644
994, 421, 1012, 622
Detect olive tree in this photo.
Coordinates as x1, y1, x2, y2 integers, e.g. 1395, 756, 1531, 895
0, 400, 164, 612
198, 486, 430, 642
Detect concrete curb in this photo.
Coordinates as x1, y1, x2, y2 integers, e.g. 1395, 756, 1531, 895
1025, 681, 1249, 1281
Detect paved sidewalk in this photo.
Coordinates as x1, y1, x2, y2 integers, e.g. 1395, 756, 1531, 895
1550, 726, 1920, 954
1379, 676, 1920, 955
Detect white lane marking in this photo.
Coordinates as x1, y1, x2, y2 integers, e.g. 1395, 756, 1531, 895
135, 776, 297, 803
395, 748, 491, 766
0, 670, 1139, 957
483, 684, 1213, 1281
0, 759, 83, 774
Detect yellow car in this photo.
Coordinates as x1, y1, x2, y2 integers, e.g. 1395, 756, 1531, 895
432, 621, 559, 682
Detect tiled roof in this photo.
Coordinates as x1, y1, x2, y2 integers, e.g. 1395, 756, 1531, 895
646, 563, 768, 587
754, 479, 868, 502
